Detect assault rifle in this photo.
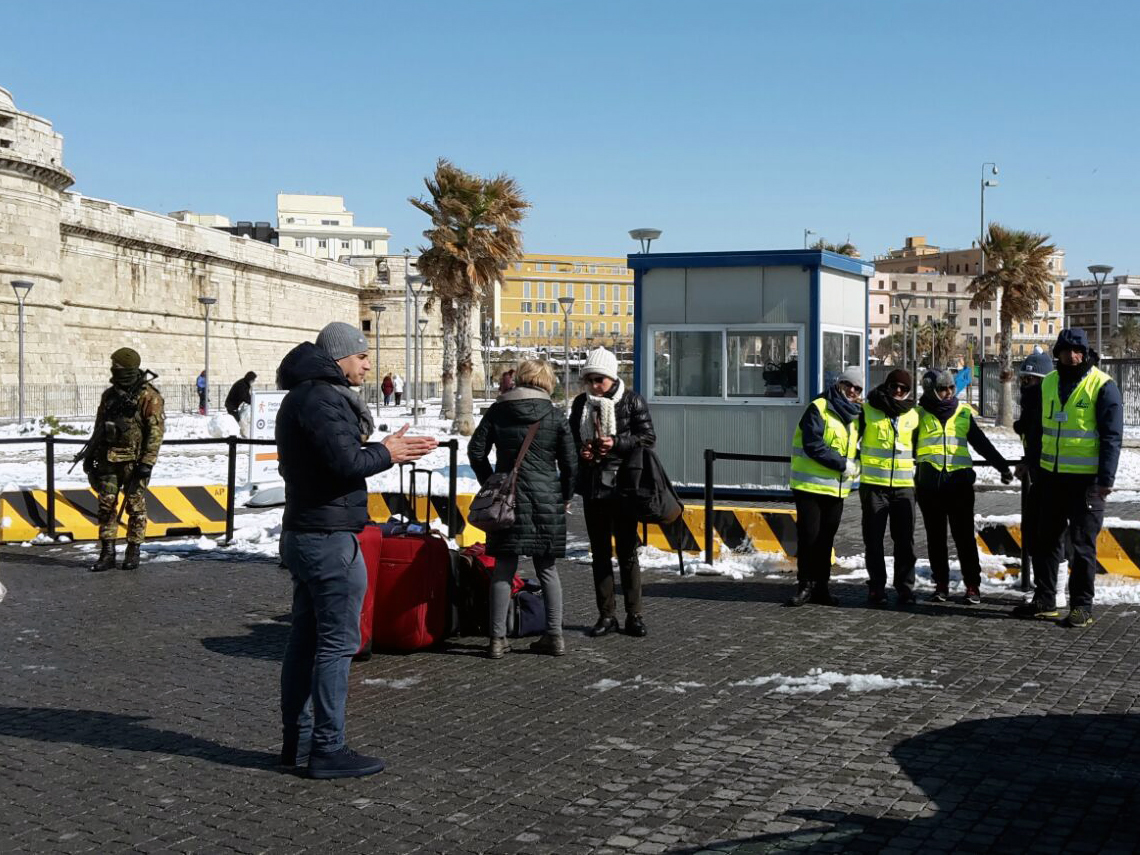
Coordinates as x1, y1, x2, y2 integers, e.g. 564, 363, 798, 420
68, 421, 105, 474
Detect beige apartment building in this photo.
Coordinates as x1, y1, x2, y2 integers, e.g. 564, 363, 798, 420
874, 236, 1066, 359
494, 253, 635, 354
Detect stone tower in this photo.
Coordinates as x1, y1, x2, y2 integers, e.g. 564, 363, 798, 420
0, 87, 73, 387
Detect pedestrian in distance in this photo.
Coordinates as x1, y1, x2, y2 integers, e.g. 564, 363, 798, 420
86, 347, 165, 572
392, 373, 404, 406
275, 321, 438, 779
569, 347, 656, 637
914, 368, 1013, 605
468, 359, 576, 659
196, 370, 207, 415
224, 371, 257, 420
498, 368, 516, 396
788, 366, 864, 607
381, 373, 394, 406
1014, 329, 1123, 627
859, 369, 919, 607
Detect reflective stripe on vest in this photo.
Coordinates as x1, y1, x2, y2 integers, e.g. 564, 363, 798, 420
860, 403, 919, 488
1040, 367, 1110, 475
915, 403, 974, 472
790, 397, 859, 498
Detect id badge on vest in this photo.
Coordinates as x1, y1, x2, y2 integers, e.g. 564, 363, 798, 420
1053, 412, 1068, 423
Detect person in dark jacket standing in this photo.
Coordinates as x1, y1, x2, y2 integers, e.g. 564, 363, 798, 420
788, 366, 863, 607
381, 373, 394, 406
276, 321, 437, 779
1015, 329, 1123, 627
224, 371, 257, 420
859, 368, 919, 607
569, 347, 656, 638
469, 359, 576, 659
914, 368, 1012, 605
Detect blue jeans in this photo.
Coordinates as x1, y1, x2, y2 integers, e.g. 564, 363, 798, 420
280, 530, 366, 753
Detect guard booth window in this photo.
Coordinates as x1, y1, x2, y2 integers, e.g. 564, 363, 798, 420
653, 330, 722, 398
727, 331, 799, 398
823, 330, 863, 388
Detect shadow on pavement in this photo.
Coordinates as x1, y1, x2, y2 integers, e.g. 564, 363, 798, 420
643, 578, 792, 605
668, 713, 1140, 853
0, 706, 276, 770
201, 615, 291, 660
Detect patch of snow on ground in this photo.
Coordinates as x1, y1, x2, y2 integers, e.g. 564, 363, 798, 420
361, 677, 423, 689
732, 668, 940, 695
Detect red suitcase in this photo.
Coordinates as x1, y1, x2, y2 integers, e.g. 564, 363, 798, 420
369, 527, 450, 651
355, 524, 385, 658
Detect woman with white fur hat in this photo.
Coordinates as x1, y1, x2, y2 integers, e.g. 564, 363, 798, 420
569, 347, 656, 638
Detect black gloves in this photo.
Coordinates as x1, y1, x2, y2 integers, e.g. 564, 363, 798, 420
1000, 469, 1014, 485
134, 463, 153, 480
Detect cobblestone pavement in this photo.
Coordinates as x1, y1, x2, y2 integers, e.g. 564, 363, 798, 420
3, 500, 1140, 854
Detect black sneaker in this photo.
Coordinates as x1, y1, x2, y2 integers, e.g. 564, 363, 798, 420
867, 588, 888, 607
963, 586, 982, 605
787, 585, 813, 607
928, 588, 949, 603
896, 591, 917, 608
624, 615, 647, 637
307, 746, 386, 780
810, 586, 838, 607
1011, 602, 1060, 621
589, 616, 620, 637
1063, 607, 1095, 629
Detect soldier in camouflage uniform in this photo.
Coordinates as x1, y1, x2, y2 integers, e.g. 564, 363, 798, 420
86, 347, 165, 572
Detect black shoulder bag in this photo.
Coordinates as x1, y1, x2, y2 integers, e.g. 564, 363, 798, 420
468, 421, 541, 532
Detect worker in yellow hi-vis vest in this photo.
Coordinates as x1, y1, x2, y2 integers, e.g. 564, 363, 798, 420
858, 368, 920, 607
914, 369, 1012, 605
1015, 329, 1123, 628
788, 366, 863, 607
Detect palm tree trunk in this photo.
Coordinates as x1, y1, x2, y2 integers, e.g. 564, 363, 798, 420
452, 296, 475, 436
996, 317, 1014, 427
440, 298, 456, 420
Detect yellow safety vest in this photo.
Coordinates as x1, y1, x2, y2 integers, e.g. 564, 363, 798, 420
916, 403, 974, 472
1040, 367, 1110, 475
790, 397, 860, 498
860, 404, 920, 488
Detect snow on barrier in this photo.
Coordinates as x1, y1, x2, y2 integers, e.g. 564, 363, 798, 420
0, 485, 228, 543
976, 522, 1140, 580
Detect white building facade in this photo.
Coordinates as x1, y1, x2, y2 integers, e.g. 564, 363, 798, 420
276, 193, 389, 261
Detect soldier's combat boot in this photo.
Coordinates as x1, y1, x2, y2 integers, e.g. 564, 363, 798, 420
90, 539, 116, 573
121, 543, 142, 571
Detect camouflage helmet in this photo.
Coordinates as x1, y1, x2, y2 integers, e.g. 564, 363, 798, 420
111, 347, 141, 369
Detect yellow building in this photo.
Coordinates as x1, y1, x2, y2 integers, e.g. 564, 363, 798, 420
494, 253, 635, 355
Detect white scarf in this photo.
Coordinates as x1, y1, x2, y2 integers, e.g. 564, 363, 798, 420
579, 377, 624, 441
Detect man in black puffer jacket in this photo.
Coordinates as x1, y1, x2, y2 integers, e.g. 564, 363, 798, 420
276, 322, 437, 779
569, 347, 656, 638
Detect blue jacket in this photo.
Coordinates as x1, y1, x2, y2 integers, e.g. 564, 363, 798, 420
275, 342, 392, 532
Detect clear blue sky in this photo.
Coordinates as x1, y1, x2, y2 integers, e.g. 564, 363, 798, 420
5, 0, 1138, 275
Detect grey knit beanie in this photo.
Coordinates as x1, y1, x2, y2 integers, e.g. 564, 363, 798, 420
316, 322, 368, 361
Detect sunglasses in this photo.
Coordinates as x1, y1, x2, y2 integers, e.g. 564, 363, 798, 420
889, 383, 911, 394
584, 375, 607, 384
840, 381, 863, 394
936, 385, 956, 393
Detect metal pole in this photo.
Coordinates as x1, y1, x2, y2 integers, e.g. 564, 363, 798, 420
203, 303, 211, 415
403, 250, 411, 395
704, 449, 715, 565
412, 291, 420, 425
1097, 281, 1103, 355
374, 309, 381, 407
225, 436, 237, 543
16, 298, 25, 426
46, 434, 56, 539
448, 439, 458, 539
1019, 473, 1032, 592
979, 177, 986, 361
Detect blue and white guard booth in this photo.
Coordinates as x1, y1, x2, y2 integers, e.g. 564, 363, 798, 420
629, 249, 872, 491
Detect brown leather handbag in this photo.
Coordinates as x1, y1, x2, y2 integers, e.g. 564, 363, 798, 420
468, 421, 540, 532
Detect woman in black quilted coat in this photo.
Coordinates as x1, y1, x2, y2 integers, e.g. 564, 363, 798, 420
468, 359, 576, 659
568, 347, 656, 639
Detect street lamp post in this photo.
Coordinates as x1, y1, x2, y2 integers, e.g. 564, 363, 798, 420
481, 317, 493, 397
10, 280, 33, 423
979, 162, 998, 360
1089, 264, 1114, 354
370, 303, 386, 406
407, 273, 427, 425
197, 296, 217, 415
417, 317, 429, 419
804, 229, 817, 249
558, 295, 575, 397
629, 228, 662, 253
897, 294, 914, 376
403, 249, 412, 391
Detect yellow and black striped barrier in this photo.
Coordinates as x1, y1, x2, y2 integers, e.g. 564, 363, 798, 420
367, 492, 484, 547
977, 523, 1140, 580
0, 485, 228, 543
634, 504, 800, 558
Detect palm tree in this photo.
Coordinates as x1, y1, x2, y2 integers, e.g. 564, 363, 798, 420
410, 158, 529, 435
1110, 316, 1140, 357
810, 238, 859, 257
916, 320, 961, 369
417, 249, 458, 418
874, 332, 903, 365
969, 223, 1056, 427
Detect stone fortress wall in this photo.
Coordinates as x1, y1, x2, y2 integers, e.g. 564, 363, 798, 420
1, 86, 466, 403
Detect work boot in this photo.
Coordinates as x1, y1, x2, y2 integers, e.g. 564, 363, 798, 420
90, 539, 116, 573
810, 584, 838, 606
787, 585, 813, 607
589, 616, 620, 637
307, 746, 386, 780
528, 633, 566, 656
487, 637, 511, 659
624, 614, 648, 637
121, 543, 142, 571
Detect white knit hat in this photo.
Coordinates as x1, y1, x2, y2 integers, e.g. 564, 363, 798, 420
581, 347, 619, 381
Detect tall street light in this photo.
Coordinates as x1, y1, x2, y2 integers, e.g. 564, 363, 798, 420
629, 228, 662, 253
1089, 264, 1114, 354
804, 229, 817, 249
407, 274, 428, 424
370, 303, 386, 406
897, 293, 915, 377
558, 295, 575, 397
417, 317, 429, 423
11, 279, 33, 423
198, 296, 218, 415
403, 249, 412, 390
979, 162, 998, 360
